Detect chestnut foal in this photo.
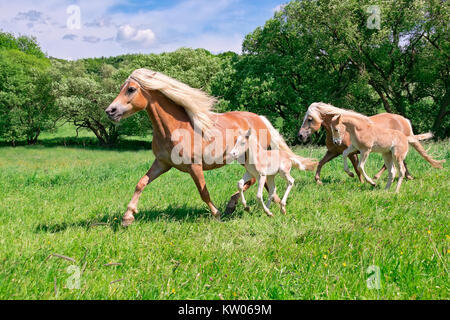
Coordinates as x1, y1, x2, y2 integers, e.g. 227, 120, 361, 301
230, 129, 317, 216
330, 113, 444, 192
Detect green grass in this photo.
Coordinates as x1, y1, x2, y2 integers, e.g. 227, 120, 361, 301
0, 135, 448, 299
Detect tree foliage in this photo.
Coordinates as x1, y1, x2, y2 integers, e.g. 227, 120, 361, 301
0, 34, 56, 145
212, 0, 449, 142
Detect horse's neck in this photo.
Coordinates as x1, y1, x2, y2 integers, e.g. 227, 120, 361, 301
145, 91, 191, 139
320, 116, 332, 134
341, 115, 369, 135
245, 137, 260, 165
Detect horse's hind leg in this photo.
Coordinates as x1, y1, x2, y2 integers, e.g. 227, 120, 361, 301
349, 152, 364, 183
373, 164, 386, 181
395, 157, 406, 193
404, 161, 413, 180
382, 153, 395, 190
189, 164, 221, 219
280, 171, 294, 215
265, 175, 276, 209
315, 151, 339, 185
122, 159, 171, 227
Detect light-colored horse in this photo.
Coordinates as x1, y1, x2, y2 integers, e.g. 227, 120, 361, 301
330, 113, 444, 192
298, 102, 434, 184
230, 129, 317, 216
106, 68, 317, 226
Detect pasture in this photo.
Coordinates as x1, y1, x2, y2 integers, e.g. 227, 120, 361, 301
0, 130, 448, 300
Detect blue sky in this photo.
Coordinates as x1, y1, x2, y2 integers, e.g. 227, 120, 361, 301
0, 0, 285, 59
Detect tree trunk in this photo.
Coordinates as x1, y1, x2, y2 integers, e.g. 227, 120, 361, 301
432, 93, 449, 137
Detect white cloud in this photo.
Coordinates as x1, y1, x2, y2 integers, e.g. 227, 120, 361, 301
116, 24, 156, 48
0, 0, 276, 59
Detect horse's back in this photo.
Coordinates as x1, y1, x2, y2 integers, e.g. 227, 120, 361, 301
213, 111, 266, 130
370, 113, 413, 136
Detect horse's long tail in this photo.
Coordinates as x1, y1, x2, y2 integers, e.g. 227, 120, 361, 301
290, 156, 318, 171
407, 136, 445, 169
413, 132, 433, 141
259, 115, 318, 171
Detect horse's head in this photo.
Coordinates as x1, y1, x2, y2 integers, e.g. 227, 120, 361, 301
298, 109, 322, 143
230, 129, 252, 160
330, 114, 345, 145
105, 78, 148, 122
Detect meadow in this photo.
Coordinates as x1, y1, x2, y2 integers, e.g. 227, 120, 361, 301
0, 128, 448, 300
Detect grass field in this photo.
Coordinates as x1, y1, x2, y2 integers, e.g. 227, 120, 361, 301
0, 130, 448, 299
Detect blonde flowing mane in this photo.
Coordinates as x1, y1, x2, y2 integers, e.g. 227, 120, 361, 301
128, 68, 217, 136
306, 102, 372, 123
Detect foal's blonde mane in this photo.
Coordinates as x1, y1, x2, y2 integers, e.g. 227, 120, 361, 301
307, 102, 372, 123
129, 68, 217, 136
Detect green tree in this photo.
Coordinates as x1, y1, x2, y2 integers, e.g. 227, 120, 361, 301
51, 59, 151, 145
0, 48, 57, 145
212, 0, 449, 142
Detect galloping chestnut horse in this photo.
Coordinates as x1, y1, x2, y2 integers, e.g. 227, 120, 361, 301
298, 102, 435, 184
106, 68, 317, 226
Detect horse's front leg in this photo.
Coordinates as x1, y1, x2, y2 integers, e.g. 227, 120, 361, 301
122, 159, 171, 227
238, 171, 252, 211
342, 145, 356, 177
256, 175, 273, 217
189, 164, 220, 219
358, 149, 376, 186
225, 176, 281, 215
225, 177, 256, 215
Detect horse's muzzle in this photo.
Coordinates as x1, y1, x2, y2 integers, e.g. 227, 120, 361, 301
105, 104, 123, 122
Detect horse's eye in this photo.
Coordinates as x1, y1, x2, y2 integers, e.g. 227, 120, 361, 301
308, 118, 312, 122
127, 87, 137, 94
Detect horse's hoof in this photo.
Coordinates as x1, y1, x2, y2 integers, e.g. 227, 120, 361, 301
406, 175, 414, 180
224, 202, 237, 215
373, 176, 380, 181
281, 206, 286, 215
266, 212, 274, 217
213, 211, 221, 220
244, 206, 251, 212
121, 216, 135, 227
347, 172, 355, 178
316, 180, 323, 185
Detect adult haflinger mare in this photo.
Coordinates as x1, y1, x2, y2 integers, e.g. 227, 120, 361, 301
106, 68, 318, 226
298, 102, 440, 184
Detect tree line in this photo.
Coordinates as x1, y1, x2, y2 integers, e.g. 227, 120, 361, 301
0, 0, 448, 146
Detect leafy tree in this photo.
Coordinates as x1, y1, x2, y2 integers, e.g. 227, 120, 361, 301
212, 0, 449, 142
51, 59, 151, 145
0, 48, 57, 145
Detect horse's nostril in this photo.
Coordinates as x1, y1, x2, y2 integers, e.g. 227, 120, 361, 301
111, 108, 117, 113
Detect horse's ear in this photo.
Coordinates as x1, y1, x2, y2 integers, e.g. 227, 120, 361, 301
331, 114, 341, 122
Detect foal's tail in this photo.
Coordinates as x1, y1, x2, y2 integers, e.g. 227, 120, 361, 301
260, 115, 318, 171
407, 136, 445, 169
413, 132, 433, 141
291, 156, 318, 171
